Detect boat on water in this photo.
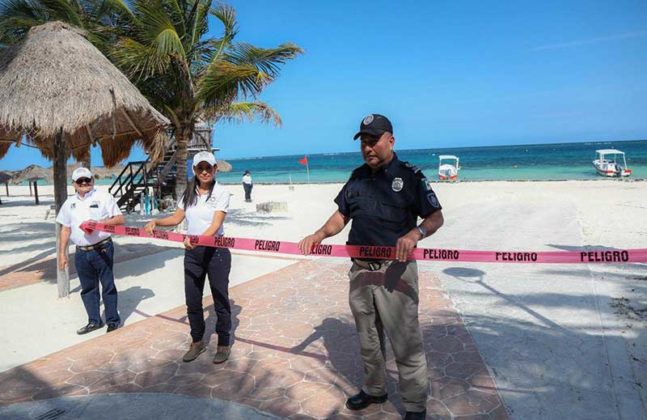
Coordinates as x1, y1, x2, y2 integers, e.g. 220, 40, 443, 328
593, 149, 632, 177
438, 155, 460, 181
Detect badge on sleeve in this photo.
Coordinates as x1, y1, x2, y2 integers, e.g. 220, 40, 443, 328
427, 191, 440, 208
391, 177, 403, 192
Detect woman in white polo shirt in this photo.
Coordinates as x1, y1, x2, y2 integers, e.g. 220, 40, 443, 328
144, 151, 232, 364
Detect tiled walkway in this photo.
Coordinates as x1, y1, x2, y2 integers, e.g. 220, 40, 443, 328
0, 243, 175, 292
0, 260, 508, 419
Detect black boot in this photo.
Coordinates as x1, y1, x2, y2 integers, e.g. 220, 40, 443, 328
345, 390, 388, 410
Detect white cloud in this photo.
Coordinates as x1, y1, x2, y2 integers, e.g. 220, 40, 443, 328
533, 30, 647, 51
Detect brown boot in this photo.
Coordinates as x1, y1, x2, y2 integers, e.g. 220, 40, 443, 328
213, 345, 230, 364
182, 341, 205, 362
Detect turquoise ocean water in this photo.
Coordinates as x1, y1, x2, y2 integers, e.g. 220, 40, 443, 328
213, 139, 647, 185
87, 139, 647, 186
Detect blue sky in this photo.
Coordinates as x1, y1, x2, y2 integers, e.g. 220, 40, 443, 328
2, 0, 646, 169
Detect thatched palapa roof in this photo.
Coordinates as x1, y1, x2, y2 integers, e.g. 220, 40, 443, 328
11, 164, 52, 183
0, 21, 169, 166
0, 171, 13, 183
217, 160, 232, 172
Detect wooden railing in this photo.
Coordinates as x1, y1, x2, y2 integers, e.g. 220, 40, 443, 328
109, 161, 150, 209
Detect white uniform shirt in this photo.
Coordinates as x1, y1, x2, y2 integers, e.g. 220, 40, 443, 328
178, 183, 231, 236
242, 174, 252, 185
55, 188, 122, 246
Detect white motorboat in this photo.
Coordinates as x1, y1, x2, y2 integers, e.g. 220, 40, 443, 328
593, 149, 631, 177
438, 155, 460, 181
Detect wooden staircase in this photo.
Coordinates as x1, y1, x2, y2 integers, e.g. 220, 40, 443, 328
109, 121, 212, 213
109, 138, 177, 213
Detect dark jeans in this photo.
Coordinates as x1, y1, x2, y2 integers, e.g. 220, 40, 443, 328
184, 246, 232, 345
243, 183, 252, 202
75, 241, 120, 326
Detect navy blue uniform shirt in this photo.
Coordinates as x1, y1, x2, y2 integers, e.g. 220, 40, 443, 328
335, 153, 442, 250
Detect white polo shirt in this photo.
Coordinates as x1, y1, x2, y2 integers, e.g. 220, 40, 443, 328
178, 183, 231, 236
56, 188, 122, 246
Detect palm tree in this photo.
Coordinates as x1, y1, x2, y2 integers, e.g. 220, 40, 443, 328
110, 1, 301, 196
0, 0, 302, 197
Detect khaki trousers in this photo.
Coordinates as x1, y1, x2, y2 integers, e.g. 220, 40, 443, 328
348, 260, 428, 412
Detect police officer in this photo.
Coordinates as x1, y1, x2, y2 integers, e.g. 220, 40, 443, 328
144, 151, 233, 364
299, 114, 443, 419
57, 167, 124, 334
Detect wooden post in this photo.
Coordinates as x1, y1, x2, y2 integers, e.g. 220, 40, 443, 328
4, 182, 8, 196
53, 129, 70, 298
33, 180, 39, 205
29, 181, 32, 196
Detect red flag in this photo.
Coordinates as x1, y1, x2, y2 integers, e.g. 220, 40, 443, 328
298, 155, 308, 166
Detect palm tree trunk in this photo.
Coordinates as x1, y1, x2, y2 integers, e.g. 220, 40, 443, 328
174, 124, 190, 199
53, 129, 70, 298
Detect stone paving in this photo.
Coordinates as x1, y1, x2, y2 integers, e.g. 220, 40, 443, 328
0, 243, 175, 292
0, 259, 508, 419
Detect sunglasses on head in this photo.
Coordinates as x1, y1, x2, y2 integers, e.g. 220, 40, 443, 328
75, 177, 92, 184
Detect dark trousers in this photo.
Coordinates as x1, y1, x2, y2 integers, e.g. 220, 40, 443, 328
243, 183, 252, 202
75, 241, 120, 326
184, 246, 232, 345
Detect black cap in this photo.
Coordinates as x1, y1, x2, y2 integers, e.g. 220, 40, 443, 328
353, 114, 393, 140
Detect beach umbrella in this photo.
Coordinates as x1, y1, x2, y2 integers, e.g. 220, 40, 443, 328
11, 164, 53, 184
0, 171, 11, 203
91, 164, 125, 180
11, 164, 52, 204
217, 160, 233, 173
0, 21, 169, 297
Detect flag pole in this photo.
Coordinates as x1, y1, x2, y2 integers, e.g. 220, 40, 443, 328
306, 160, 310, 184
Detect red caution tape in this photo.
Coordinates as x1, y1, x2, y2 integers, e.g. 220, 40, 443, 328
81, 222, 647, 264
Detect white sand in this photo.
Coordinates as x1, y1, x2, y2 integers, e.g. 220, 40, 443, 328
0, 180, 646, 417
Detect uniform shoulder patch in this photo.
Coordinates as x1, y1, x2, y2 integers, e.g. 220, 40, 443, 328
401, 161, 427, 182
401, 160, 421, 174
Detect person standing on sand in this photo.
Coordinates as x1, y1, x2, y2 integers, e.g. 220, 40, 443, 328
298, 114, 444, 420
242, 170, 253, 202
144, 151, 233, 364
57, 167, 124, 334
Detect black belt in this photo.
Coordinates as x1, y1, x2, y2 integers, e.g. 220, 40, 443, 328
352, 259, 392, 271
76, 237, 112, 251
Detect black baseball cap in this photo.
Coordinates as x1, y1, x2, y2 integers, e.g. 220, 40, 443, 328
353, 114, 393, 140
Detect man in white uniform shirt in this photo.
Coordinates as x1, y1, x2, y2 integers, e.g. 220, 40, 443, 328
56, 167, 125, 334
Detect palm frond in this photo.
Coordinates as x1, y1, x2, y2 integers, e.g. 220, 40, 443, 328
112, 36, 172, 78
39, 0, 84, 27
205, 101, 282, 126
208, 2, 236, 59
225, 42, 302, 78
197, 60, 272, 107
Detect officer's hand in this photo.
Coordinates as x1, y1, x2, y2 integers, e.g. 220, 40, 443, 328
183, 237, 195, 250
80, 220, 94, 234
144, 220, 157, 235
58, 254, 68, 271
298, 233, 321, 255
395, 231, 419, 262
